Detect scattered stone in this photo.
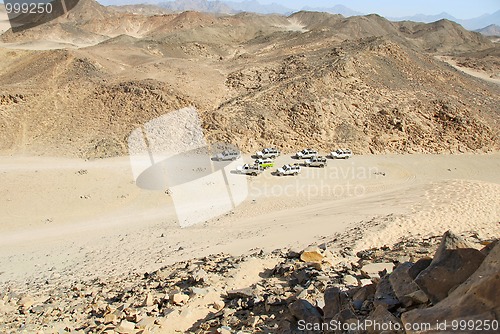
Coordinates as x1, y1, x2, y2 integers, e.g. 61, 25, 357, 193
217, 326, 232, 334
361, 262, 394, 278
192, 269, 207, 283
213, 300, 225, 310
104, 313, 118, 324
343, 274, 359, 286
300, 246, 324, 263
142, 293, 154, 307
190, 287, 209, 296
136, 317, 155, 330
170, 293, 189, 306
115, 320, 136, 334
227, 288, 254, 299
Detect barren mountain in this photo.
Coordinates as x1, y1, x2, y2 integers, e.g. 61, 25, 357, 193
476, 24, 500, 36
0, 0, 498, 158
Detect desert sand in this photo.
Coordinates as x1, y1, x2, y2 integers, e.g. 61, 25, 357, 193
1, 153, 498, 285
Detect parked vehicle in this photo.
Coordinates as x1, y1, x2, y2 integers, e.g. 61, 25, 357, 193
276, 164, 301, 176
304, 156, 327, 168
295, 148, 318, 159
237, 164, 263, 176
255, 158, 275, 169
214, 150, 240, 161
330, 149, 352, 159
256, 148, 280, 159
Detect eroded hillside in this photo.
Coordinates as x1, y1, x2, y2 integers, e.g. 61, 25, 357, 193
0, 0, 498, 157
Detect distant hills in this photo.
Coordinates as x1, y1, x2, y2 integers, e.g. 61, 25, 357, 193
475, 24, 500, 36
144, 0, 499, 31
390, 10, 500, 31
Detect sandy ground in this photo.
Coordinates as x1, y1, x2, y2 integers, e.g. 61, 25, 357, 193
438, 55, 500, 85
0, 11, 9, 35
0, 153, 499, 286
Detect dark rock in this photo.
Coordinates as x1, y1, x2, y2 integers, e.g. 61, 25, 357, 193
288, 299, 323, 329
373, 275, 399, 310
366, 305, 403, 334
415, 248, 485, 304
323, 287, 349, 321
480, 240, 499, 256
408, 258, 432, 280
402, 243, 500, 333
226, 288, 254, 299
389, 263, 420, 306
352, 284, 376, 310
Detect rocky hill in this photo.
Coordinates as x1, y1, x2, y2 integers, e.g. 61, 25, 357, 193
0, 2, 498, 158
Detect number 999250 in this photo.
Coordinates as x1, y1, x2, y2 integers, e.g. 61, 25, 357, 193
5, 2, 53, 15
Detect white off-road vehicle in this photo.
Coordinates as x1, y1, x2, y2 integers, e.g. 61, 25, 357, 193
276, 164, 301, 176
214, 150, 240, 161
295, 148, 318, 159
304, 156, 327, 168
256, 148, 280, 159
330, 149, 352, 159
237, 164, 263, 176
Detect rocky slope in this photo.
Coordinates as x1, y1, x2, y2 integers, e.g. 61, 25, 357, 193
1, 230, 497, 333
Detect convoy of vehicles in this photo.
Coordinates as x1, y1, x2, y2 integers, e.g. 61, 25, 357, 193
221, 147, 352, 176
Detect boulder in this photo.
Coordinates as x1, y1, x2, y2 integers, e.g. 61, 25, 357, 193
402, 243, 500, 333
389, 263, 421, 306
399, 290, 429, 307
373, 275, 399, 310
323, 287, 349, 321
352, 284, 376, 310
408, 258, 432, 280
300, 246, 325, 263
366, 305, 403, 334
414, 246, 485, 304
288, 299, 323, 325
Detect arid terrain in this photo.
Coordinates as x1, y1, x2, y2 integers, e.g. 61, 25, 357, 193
0, 0, 499, 158
0, 1, 499, 333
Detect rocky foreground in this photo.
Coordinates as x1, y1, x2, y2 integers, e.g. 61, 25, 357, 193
0, 229, 498, 333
